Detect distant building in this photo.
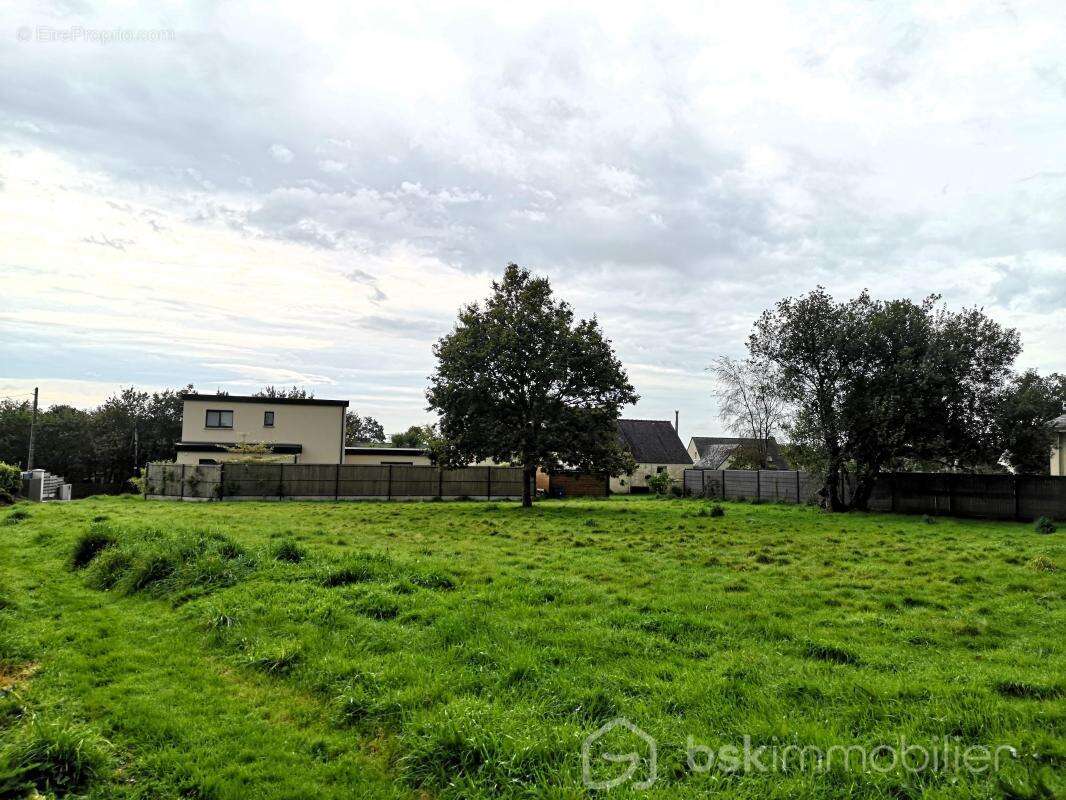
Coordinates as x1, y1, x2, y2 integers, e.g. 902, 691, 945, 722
175, 393, 348, 465
344, 446, 432, 466
686, 436, 790, 470
612, 419, 692, 493
1052, 415, 1066, 476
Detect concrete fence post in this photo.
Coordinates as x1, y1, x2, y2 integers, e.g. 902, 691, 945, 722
387, 465, 393, 501
486, 467, 492, 500
180, 464, 186, 500
334, 464, 340, 501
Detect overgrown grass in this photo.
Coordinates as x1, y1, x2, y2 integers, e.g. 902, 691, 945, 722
0, 495, 1062, 798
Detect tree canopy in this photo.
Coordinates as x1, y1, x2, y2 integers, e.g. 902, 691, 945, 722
748, 288, 1022, 510
345, 412, 385, 445
427, 263, 638, 506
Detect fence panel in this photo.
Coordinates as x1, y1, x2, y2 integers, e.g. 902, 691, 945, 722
390, 465, 440, 498
1018, 476, 1066, 521
281, 464, 339, 498
184, 464, 221, 499
488, 467, 525, 498
442, 467, 490, 498
224, 463, 285, 499
337, 465, 390, 497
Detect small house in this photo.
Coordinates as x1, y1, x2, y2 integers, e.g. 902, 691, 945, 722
687, 436, 790, 470
612, 419, 692, 493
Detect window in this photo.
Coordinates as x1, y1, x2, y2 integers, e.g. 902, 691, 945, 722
205, 409, 233, 428
198, 458, 219, 466
656, 466, 668, 474
264, 410, 275, 427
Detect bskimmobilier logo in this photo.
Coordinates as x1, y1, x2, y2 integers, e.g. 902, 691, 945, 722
581, 717, 658, 790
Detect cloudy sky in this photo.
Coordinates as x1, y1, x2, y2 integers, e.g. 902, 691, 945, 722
2, 1, 1064, 440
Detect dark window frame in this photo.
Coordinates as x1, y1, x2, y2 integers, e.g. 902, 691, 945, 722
263, 410, 275, 427
205, 409, 234, 429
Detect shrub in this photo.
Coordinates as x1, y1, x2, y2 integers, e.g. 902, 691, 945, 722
646, 472, 675, 495
0, 462, 20, 495
669, 484, 683, 498
0, 490, 13, 507
922, 514, 936, 525
1034, 516, 1057, 535
271, 539, 306, 563
70, 525, 117, 569
710, 504, 725, 518
0, 719, 110, 796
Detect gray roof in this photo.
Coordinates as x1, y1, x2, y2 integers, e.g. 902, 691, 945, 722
688, 436, 791, 469
617, 419, 691, 464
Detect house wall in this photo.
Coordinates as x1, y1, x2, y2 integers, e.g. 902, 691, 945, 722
610, 462, 689, 493
686, 440, 701, 462
178, 399, 345, 464
1053, 432, 1066, 476
344, 452, 433, 466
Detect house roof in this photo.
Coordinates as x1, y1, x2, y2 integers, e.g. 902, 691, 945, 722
617, 419, 691, 464
1053, 414, 1066, 431
688, 436, 791, 469
345, 446, 428, 456
180, 392, 349, 408
175, 441, 303, 454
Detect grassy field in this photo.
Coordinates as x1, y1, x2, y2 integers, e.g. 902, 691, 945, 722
0, 495, 1062, 799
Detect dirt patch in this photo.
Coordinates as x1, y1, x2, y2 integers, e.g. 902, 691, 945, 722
0, 661, 39, 691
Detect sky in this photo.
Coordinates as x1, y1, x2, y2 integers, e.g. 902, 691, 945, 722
2, 0, 1065, 442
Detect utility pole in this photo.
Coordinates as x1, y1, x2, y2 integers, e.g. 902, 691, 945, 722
27, 387, 39, 470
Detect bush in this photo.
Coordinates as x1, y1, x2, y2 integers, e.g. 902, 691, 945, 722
0, 490, 13, 507
1034, 516, 1057, 535
646, 472, 675, 495
0, 462, 20, 496
70, 525, 117, 569
709, 504, 725, 518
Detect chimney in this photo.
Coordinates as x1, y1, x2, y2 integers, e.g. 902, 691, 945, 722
674, 409, 679, 433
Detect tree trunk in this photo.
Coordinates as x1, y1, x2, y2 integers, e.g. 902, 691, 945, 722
825, 459, 848, 512
850, 467, 880, 512
522, 464, 534, 508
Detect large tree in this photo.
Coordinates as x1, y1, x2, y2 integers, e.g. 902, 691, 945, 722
427, 264, 638, 507
749, 288, 1020, 510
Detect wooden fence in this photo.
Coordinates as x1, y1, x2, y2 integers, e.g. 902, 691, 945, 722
146, 463, 525, 501
683, 468, 1066, 522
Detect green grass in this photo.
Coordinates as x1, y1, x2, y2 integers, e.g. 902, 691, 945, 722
0, 495, 1062, 798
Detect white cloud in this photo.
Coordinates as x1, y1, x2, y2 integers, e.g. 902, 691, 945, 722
269, 143, 294, 164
